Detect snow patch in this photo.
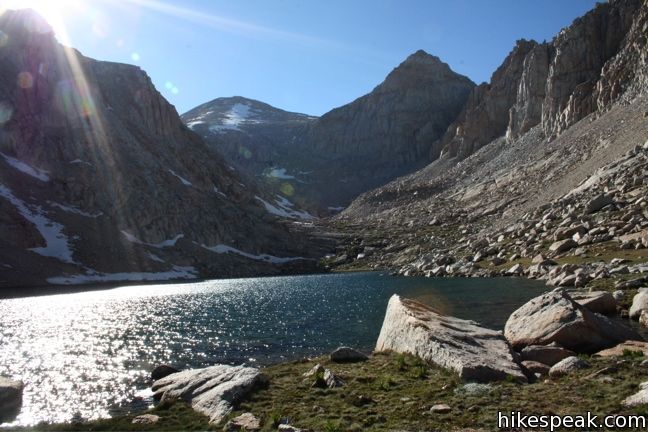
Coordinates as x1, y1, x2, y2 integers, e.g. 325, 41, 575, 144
0, 184, 76, 263
168, 170, 193, 186
201, 243, 304, 264
69, 159, 93, 166
121, 231, 184, 248
47, 265, 197, 285
49, 202, 103, 218
255, 195, 314, 220
187, 120, 206, 129
208, 103, 264, 133
1, 152, 50, 182
147, 252, 166, 263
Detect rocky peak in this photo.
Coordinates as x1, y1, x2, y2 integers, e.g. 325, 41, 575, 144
374, 49, 468, 94
434, 0, 646, 160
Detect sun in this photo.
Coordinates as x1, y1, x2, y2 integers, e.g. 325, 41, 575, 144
1, 0, 86, 43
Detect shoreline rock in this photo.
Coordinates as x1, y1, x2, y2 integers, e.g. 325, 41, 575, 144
504, 289, 640, 353
375, 295, 526, 383
152, 365, 266, 425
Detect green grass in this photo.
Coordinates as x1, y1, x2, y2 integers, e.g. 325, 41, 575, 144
21, 352, 648, 431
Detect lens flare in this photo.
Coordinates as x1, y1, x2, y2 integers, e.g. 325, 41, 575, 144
280, 183, 295, 196
17, 72, 34, 89
0, 31, 8, 48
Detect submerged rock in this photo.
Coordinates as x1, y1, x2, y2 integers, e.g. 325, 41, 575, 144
375, 295, 526, 383
152, 365, 266, 425
0, 376, 23, 424
505, 290, 640, 353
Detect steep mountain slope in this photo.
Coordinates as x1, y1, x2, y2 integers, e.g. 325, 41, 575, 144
184, 51, 474, 210
182, 96, 318, 212
332, 0, 648, 272
0, 10, 328, 292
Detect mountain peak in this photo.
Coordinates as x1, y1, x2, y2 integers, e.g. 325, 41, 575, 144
376, 51, 474, 93
404, 49, 443, 64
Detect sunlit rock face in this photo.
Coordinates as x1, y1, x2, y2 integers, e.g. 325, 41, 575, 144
436, 0, 645, 159
183, 51, 474, 210
0, 9, 326, 291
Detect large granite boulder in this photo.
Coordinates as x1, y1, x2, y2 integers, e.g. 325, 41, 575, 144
504, 290, 640, 353
375, 295, 526, 383
0, 376, 23, 424
152, 365, 266, 425
570, 291, 617, 315
630, 288, 648, 319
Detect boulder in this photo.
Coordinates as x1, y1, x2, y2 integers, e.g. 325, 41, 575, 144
224, 413, 261, 431
520, 344, 576, 366
641, 311, 648, 328
585, 194, 613, 213
595, 340, 648, 357
623, 381, 648, 407
132, 414, 160, 425
521, 360, 550, 376
507, 264, 524, 275
570, 291, 617, 315
549, 239, 577, 254
0, 377, 23, 423
430, 404, 452, 414
151, 364, 179, 381
278, 425, 307, 432
330, 347, 369, 363
375, 295, 526, 383
504, 290, 640, 353
323, 369, 344, 388
630, 288, 648, 319
152, 365, 266, 425
548, 356, 589, 378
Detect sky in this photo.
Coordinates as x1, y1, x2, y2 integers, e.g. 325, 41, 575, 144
3, 0, 601, 116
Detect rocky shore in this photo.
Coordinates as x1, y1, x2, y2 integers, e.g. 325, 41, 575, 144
11, 286, 648, 431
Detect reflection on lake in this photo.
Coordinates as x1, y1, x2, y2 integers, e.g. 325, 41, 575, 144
0, 272, 547, 426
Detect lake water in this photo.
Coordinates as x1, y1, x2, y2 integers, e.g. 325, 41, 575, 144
0, 272, 547, 426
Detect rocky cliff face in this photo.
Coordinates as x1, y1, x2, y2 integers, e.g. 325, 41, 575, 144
332, 0, 648, 275
185, 51, 474, 209
436, 0, 645, 158
0, 10, 328, 292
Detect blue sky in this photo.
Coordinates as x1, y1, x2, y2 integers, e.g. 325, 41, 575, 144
8, 0, 600, 116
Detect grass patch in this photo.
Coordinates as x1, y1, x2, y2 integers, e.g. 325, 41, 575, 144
23, 352, 648, 431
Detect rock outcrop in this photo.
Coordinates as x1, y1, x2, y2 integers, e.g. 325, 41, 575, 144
504, 290, 640, 353
375, 295, 526, 383
436, 0, 645, 159
152, 365, 266, 425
